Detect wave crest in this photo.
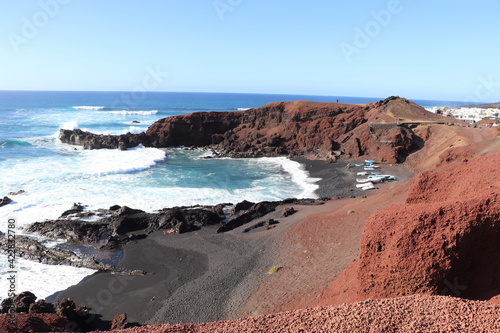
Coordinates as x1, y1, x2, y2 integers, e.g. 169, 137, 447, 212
109, 110, 158, 116
83, 147, 166, 177
73, 106, 105, 110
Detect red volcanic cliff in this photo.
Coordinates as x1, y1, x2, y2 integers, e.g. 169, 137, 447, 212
322, 152, 500, 303
58, 97, 459, 163
146, 97, 444, 163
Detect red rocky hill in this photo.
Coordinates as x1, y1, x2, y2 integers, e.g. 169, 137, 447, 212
145, 97, 450, 163
59, 96, 464, 163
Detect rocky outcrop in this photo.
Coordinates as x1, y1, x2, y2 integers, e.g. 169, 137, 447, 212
0, 293, 111, 332
0, 196, 12, 207
340, 123, 417, 163
324, 153, 500, 303
26, 199, 326, 250
0, 233, 141, 274
110, 313, 131, 330
60, 97, 438, 163
59, 129, 148, 150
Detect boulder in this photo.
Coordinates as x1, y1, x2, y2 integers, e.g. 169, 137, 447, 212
0, 291, 37, 313
110, 313, 130, 330
0, 196, 12, 207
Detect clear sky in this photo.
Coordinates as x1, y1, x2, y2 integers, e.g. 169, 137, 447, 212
0, 0, 499, 102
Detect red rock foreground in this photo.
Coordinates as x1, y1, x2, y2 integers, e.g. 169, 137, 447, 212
90, 295, 500, 332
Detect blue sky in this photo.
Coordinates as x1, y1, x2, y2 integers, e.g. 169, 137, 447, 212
0, 0, 499, 102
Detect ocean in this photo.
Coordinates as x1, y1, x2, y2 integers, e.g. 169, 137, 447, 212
0, 91, 471, 301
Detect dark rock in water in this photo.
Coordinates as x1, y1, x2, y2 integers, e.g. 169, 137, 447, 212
29, 300, 55, 314
132, 120, 140, 124
27, 219, 110, 244
60, 202, 86, 217
59, 129, 149, 150
8, 190, 26, 196
0, 232, 132, 273
0, 196, 12, 207
111, 313, 131, 330
109, 204, 121, 211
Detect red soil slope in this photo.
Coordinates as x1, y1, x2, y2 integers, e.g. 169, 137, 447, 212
95, 295, 500, 333
321, 152, 500, 304
0, 313, 69, 332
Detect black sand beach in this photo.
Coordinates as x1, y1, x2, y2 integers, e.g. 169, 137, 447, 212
55, 158, 412, 326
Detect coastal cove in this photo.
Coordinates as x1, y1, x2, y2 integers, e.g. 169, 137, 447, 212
0, 91, 396, 303
1, 91, 498, 332
51, 157, 414, 327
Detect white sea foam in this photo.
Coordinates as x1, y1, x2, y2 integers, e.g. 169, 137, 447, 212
82, 146, 166, 177
237, 107, 251, 111
0, 146, 167, 227
0, 254, 96, 302
109, 110, 158, 116
194, 150, 216, 159
122, 126, 146, 134
72, 106, 105, 110
61, 121, 80, 130
250, 157, 320, 198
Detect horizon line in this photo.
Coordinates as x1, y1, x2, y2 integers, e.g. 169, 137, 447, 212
0, 89, 493, 104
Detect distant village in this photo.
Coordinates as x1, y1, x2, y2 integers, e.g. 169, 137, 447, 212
426, 106, 500, 125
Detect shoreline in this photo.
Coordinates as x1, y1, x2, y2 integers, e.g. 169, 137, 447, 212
295, 157, 414, 199
4, 155, 415, 328
53, 156, 368, 327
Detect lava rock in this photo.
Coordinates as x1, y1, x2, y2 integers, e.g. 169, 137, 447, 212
0, 196, 12, 207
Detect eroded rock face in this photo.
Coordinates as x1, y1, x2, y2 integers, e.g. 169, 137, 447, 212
146, 101, 373, 159
60, 97, 434, 163
328, 153, 500, 302
147, 97, 434, 162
